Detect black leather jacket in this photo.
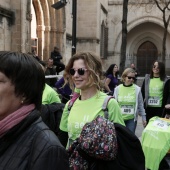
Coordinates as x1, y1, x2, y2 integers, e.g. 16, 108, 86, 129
0, 110, 69, 170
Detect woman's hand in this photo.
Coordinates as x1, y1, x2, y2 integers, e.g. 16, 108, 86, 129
142, 120, 147, 127
108, 91, 114, 96
165, 104, 170, 109
165, 114, 170, 119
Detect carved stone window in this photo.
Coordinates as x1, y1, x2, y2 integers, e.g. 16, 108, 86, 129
0, 6, 15, 26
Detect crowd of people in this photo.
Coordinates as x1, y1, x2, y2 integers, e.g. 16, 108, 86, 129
0, 49, 170, 170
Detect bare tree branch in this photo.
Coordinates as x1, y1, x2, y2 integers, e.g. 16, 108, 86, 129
153, 0, 170, 63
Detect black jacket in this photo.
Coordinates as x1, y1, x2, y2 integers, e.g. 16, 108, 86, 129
162, 79, 170, 116
41, 102, 65, 136
89, 123, 145, 170
0, 110, 69, 170
51, 51, 62, 63
85, 123, 145, 170
61, 123, 145, 170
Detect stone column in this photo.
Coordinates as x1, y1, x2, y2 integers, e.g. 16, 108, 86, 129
37, 25, 45, 58
44, 25, 51, 60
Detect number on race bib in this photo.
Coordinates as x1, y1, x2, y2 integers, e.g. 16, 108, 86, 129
153, 119, 169, 130
121, 105, 134, 114
148, 97, 160, 106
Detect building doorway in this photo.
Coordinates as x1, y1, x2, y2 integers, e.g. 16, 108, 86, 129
137, 41, 158, 76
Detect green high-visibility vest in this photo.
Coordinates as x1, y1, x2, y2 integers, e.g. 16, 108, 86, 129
142, 116, 170, 170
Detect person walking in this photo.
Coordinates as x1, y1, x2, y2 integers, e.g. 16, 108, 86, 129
32, 49, 41, 61
59, 51, 125, 148
114, 68, 146, 133
0, 51, 69, 170
104, 64, 119, 95
141, 61, 168, 123
51, 46, 65, 75
130, 63, 139, 77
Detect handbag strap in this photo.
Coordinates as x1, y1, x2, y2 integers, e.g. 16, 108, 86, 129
68, 94, 114, 119
102, 96, 114, 119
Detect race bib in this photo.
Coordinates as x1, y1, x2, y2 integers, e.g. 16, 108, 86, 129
121, 105, 134, 114
148, 97, 160, 106
152, 119, 169, 130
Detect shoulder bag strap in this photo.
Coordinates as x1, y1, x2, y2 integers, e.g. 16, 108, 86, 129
102, 96, 114, 119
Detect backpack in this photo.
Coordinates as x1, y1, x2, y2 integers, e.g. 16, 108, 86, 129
41, 102, 65, 135
67, 95, 145, 170
68, 124, 145, 170
68, 96, 118, 169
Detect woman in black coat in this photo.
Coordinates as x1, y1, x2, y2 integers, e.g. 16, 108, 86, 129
0, 51, 69, 170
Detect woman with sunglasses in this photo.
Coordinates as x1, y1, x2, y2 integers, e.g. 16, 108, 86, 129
114, 68, 146, 133
141, 61, 168, 123
59, 51, 125, 148
104, 64, 119, 95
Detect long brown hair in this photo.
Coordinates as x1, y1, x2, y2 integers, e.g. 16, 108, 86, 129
150, 61, 166, 81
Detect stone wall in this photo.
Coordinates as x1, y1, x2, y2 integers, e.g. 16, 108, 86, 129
0, 0, 31, 53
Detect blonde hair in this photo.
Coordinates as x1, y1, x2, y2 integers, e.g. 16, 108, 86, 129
121, 68, 136, 82
64, 51, 104, 91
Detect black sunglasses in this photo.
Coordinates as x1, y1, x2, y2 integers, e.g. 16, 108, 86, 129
69, 68, 88, 76
127, 76, 136, 80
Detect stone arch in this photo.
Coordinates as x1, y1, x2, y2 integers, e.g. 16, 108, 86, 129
32, 0, 44, 58
114, 16, 168, 53
48, 0, 58, 50
40, 0, 50, 59
127, 16, 165, 33
32, 0, 66, 60
125, 22, 164, 70
129, 32, 162, 56
40, 0, 50, 26
47, 0, 66, 57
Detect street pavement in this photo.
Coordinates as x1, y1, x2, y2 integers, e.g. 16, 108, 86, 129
135, 116, 147, 170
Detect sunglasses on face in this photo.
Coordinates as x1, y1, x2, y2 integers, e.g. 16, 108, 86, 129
126, 76, 136, 80
69, 68, 88, 76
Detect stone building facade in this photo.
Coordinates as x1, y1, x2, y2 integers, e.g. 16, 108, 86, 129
108, 0, 170, 75
0, 0, 31, 52
0, 0, 170, 74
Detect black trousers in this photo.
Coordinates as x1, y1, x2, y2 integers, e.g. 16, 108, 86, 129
145, 107, 163, 123
147, 154, 170, 170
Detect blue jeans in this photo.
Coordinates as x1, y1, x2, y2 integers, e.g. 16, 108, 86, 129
124, 119, 137, 133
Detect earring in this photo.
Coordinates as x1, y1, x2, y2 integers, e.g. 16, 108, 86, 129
21, 97, 26, 104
